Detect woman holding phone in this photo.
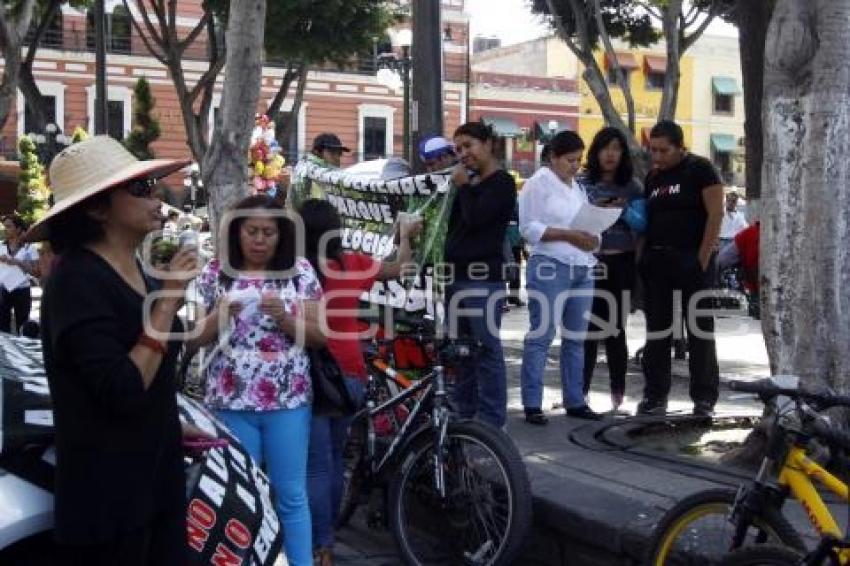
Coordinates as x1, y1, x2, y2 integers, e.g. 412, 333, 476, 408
579, 127, 644, 413
190, 194, 326, 566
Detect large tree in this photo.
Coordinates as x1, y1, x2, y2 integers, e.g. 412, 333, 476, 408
201, 0, 265, 237
531, 0, 731, 176
124, 0, 225, 165
760, 0, 850, 391
0, 0, 37, 131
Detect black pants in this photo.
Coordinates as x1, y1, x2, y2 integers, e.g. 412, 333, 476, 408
583, 252, 636, 397
0, 286, 32, 334
640, 248, 720, 407
507, 246, 523, 294
56, 511, 185, 566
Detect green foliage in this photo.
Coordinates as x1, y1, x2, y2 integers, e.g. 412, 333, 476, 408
124, 77, 161, 160
264, 0, 397, 67
71, 126, 88, 143
16, 136, 50, 225
530, 0, 659, 51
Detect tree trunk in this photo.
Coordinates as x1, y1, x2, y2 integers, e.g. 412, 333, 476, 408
202, 0, 267, 240
761, 0, 850, 389
0, 43, 21, 132
658, 0, 683, 121
737, 0, 775, 201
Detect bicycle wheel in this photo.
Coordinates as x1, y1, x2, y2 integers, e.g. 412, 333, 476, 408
388, 421, 532, 565
336, 419, 366, 529
646, 488, 804, 566
719, 545, 803, 565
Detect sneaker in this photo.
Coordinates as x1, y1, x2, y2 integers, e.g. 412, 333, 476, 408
508, 298, 527, 307
566, 405, 602, 421
524, 407, 548, 425
693, 402, 715, 418
636, 398, 667, 416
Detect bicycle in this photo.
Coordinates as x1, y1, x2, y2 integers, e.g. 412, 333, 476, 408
335, 322, 533, 565
646, 376, 850, 565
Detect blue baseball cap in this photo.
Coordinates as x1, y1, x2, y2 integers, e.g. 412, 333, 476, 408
418, 136, 455, 161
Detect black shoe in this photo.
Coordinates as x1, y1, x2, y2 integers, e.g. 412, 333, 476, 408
524, 408, 548, 425
636, 398, 667, 416
566, 405, 602, 421
693, 402, 715, 418
508, 298, 526, 307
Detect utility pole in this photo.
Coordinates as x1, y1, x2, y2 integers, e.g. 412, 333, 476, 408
94, 0, 108, 135
411, 0, 443, 172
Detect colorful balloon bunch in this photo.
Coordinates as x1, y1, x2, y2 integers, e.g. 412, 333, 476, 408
249, 114, 286, 197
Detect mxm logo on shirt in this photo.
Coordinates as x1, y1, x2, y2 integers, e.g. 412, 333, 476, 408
649, 184, 682, 199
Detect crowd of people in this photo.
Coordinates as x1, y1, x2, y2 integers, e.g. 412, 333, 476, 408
4, 115, 748, 565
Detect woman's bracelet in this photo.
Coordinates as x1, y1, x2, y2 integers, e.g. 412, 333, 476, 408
137, 333, 168, 356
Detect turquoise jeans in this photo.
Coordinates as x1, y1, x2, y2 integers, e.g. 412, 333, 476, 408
215, 406, 312, 566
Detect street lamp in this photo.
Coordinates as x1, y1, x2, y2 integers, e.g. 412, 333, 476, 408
182, 162, 203, 215
376, 29, 412, 161
31, 123, 71, 167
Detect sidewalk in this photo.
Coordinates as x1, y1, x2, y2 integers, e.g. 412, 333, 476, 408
334, 307, 803, 564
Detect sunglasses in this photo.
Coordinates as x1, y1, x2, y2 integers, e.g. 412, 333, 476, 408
121, 178, 158, 199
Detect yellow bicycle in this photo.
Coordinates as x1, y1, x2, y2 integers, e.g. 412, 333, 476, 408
646, 377, 850, 565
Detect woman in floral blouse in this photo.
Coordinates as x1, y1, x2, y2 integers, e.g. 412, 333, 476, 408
191, 195, 326, 566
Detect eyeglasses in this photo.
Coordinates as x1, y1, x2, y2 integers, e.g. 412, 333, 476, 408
121, 178, 157, 199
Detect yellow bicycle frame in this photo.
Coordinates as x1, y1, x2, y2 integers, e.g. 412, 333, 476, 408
778, 446, 850, 563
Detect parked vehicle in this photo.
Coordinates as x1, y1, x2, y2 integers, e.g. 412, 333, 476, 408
0, 333, 285, 565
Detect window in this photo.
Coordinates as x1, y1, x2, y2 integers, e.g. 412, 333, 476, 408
107, 100, 125, 141
24, 95, 57, 135
110, 6, 132, 54
357, 104, 394, 162
85, 7, 132, 53
645, 71, 665, 90
17, 81, 65, 139
712, 148, 732, 181
714, 93, 734, 115
86, 85, 132, 139
363, 117, 387, 160
25, 11, 63, 48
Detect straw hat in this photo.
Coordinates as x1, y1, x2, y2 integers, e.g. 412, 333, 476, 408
25, 136, 190, 242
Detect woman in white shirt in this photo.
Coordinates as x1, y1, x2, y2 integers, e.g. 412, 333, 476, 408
0, 215, 39, 333
519, 131, 601, 424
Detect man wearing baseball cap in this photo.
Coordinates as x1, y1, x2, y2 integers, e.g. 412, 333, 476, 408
419, 135, 457, 172
311, 132, 351, 168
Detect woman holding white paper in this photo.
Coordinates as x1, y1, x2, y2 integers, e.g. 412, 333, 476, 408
191, 194, 326, 566
0, 214, 39, 333
518, 130, 601, 424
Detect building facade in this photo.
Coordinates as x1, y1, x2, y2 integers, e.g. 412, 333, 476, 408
0, 0, 472, 204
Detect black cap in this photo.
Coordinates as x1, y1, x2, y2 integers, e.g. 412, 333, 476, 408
312, 133, 351, 153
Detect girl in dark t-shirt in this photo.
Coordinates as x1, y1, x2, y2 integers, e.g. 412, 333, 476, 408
637, 120, 725, 418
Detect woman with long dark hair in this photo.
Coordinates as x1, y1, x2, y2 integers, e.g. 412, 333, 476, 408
580, 127, 645, 413
31, 136, 197, 564
444, 121, 517, 429
191, 194, 326, 566
0, 214, 39, 333
298, 198, 420, 565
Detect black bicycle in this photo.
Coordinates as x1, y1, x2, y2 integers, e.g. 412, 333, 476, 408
336, 325, 533, 565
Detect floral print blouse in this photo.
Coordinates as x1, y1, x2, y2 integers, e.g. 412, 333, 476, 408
195, 258, 322, 411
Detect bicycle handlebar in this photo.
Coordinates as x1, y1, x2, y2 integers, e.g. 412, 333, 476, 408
728, 379, 850, 410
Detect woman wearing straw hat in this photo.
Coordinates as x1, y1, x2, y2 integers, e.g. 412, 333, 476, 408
26, 136, 201, 564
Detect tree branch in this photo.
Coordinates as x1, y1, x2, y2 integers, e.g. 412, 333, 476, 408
592, 0, 636, 132
127, 0, 166, 51
634, 0, 663, 21
682, 2, 718, 51
15, 0, 37, 39
25, 0, 62, 69
178, 10, 210, 53
125, 1, 168, 64
188, 56, 225, 102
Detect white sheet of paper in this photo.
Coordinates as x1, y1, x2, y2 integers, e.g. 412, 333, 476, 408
569, 203, 624, 234
0, 264, 28, 291
227, 287, 262, 320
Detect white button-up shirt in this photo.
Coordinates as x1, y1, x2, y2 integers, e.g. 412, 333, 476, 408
720, 210, 749, 239
518, 166, 596, 267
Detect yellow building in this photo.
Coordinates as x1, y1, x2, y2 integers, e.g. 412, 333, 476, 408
576, 47, 694, 148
